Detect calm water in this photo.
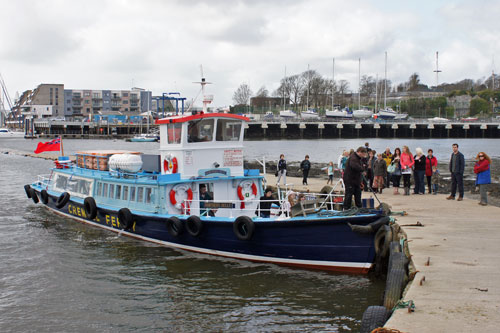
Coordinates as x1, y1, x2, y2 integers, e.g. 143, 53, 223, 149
1, 137, 497, 331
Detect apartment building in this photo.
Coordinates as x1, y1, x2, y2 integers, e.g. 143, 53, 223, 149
64, 88, 152, 118
12, 84, 64, 119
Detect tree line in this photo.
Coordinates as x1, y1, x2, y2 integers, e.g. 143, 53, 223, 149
232, 68, 500, 116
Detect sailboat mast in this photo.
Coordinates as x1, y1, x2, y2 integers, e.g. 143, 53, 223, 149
283, 66, 286, 111
358, 58, 361, 110
332, 58, 335, 110
384, 51, 387, 109
306, 64, 310, 111
375, 74, 378, 112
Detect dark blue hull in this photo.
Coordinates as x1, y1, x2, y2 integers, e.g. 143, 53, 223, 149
35, 190, 383, 274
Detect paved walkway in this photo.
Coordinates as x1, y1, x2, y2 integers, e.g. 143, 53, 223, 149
267, 174, 500, 332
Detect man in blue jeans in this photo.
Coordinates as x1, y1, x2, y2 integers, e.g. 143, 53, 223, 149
447, 143, 465, 201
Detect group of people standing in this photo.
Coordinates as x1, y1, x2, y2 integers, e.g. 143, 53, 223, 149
341, 142, 492, 209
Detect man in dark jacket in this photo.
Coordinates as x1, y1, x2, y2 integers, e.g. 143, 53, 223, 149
300, 155, 311, 185
343, 147, 367, 210
447, 143, 465, 201
256, 188, 279, 218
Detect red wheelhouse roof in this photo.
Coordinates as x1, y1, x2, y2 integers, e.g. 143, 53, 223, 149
156, 112, 249, 124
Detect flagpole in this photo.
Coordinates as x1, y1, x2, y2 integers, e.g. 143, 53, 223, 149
60, 136, 64, 156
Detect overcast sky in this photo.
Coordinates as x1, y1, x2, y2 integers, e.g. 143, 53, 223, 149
1, 0, 499, 107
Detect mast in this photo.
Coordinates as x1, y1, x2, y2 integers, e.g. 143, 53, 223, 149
358, 58, 361, 109
375, 74, 378, 112
332, 58, 335, 110
384, 51, 387, 109
433, 51, 442, 89
283, 66, 286, 111
306, 64, 310, 111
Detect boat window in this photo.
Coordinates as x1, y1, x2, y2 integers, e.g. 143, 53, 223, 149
187, 118, 214, 142
145, 188, 152, 204
96, 182, 102, 196
79, 179, 90, 196
167, 123, 182, 144
216, 119, 242, 141
123, 186, 129, 201
55, 174, 68, 189
137, 187, 144, 202
109, 184, 115, 198
115, 185, 122, 199
130, 186, 136, 201
103, 183, 108, 197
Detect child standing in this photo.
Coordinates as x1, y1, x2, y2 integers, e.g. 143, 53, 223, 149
373, 153, 388, 194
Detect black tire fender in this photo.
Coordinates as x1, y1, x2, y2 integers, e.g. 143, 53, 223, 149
374, 225, 392, 259
24, 185, 32, 198
233, 216, 255, 241
118, 208, 134, 230
186, 215, 203, 237
41, 189, 49, 205
84, 197, 98, 220
30, 188, 39, 204
56, 192, 70, 209
388, 252, 408, 274
166, 216, 184, 237
360, 305, 390, 333
383, 268, 407, 310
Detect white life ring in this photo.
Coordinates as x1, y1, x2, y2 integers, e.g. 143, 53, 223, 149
169, 184, 193, 214
237, 180, 258, 209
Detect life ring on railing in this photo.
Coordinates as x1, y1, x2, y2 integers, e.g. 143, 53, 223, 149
163, 155, 178, 174
169, 184, 193, 214
237, 180, 258, 209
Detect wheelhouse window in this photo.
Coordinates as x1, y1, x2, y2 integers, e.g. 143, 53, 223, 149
167, 123, 182, 144
109, 184, 115, 198
123, 186, 129, 201
130, 186, 136, 201
103, 183, 108, 197
187, 118, 214, 142
216, 119, 242, 141
115, 185, 122, 199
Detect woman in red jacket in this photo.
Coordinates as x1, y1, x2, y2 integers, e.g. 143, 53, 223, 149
426, 149, 438, 194
400, 145, 415, 195
474, 152, 491, 206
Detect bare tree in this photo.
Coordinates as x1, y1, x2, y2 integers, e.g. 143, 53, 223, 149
233, 83, 253, 105
255, 86, 269, 97
337, 80, 349, 105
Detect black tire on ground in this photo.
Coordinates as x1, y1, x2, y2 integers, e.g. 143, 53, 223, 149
374, 225, 392, 259
118, 208, 134, 230
186, 215, 203, 237
84, 197, 98, 220
166, 216, 184, 237
383, 268, 407, 310
233, 216, 255, 241
56, 192, 70, 209
360, 305, 390, 333
24, 185, 32, 198
40, 189, 49, 205
388, 252, 408, 274
30, 188, 39, 204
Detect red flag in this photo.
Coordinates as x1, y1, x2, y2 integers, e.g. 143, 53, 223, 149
34, 138, 61, 154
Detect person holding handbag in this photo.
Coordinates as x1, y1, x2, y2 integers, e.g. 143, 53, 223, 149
400, 146, 415, 195
474, 152, 491, 206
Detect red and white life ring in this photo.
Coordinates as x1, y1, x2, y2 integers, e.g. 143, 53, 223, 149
237, 180, 258, 209
169, 184, 193, 214
163, 155, 178, 174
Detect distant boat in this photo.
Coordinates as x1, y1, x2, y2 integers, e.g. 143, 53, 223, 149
376, 108, 407, 120
279, 109, 297, 118
300, 108, 320, 120
428, 117, 449, 122
352, 107, 373, 119
325, 107, 353, 119
130, 134, 158, 142
0, 128, 24, 138
460, 117, 478, 122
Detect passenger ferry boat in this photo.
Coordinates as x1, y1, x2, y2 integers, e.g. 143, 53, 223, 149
24, 85, 389, 274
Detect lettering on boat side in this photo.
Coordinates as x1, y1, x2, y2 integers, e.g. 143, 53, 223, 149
67, 204, 136, 231
204, 202, 234, 209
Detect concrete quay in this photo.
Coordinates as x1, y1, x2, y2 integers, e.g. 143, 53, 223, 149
265, 174, 500, 332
